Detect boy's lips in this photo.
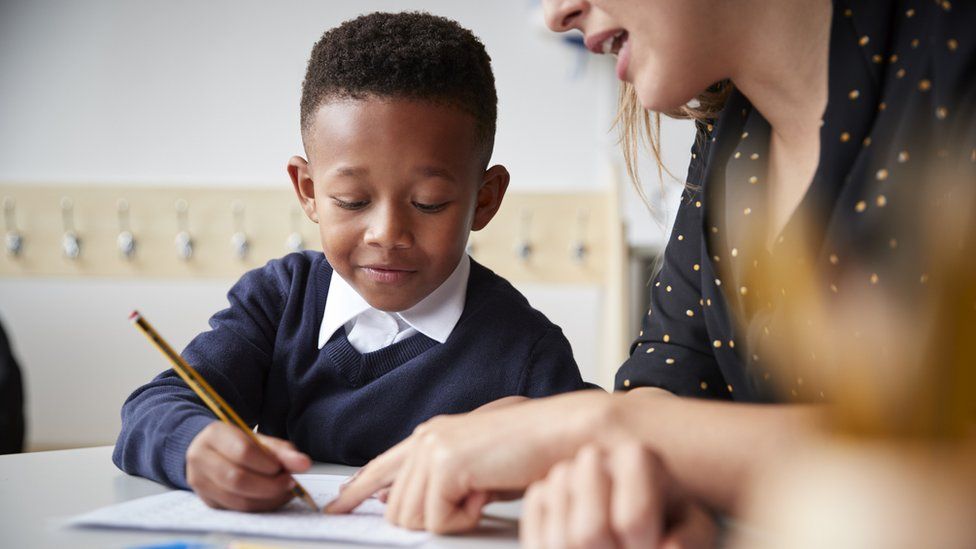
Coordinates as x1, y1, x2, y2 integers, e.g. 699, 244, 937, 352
360, 265, 417, 284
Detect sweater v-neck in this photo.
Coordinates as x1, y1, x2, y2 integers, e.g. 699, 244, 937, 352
313, 263, 438, 387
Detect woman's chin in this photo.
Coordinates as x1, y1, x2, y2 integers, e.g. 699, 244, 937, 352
632, 73, 700, 113
636, 88, 696, 114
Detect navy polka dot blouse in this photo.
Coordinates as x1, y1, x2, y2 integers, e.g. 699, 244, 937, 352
615, 0, 976, 402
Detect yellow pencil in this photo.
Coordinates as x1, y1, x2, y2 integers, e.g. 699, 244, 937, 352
129, 310, 319, 511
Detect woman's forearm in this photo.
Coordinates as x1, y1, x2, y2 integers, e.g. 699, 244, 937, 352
593, 388, 819, 513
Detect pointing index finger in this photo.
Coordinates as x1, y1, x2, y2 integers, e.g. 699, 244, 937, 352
324, 446, 405, 513
324, 473, 385, 513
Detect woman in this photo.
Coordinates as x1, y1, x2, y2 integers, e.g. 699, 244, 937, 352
328, 0, 976, 545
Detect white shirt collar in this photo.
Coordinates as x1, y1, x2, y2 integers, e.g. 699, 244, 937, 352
318, 255, 470, 349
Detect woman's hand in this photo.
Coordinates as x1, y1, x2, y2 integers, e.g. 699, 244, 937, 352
326, 390, 620, 532
521, 443, 718, 549
186, 422, 311, 512
352, 395, 532, 505
329, 386, 800, 533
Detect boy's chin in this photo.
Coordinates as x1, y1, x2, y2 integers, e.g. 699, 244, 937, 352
362, 293, 423, 314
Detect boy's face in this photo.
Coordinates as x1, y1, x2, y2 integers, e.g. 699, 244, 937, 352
288, 98, 509, 312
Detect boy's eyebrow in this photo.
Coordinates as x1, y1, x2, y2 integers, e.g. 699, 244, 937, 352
415, 165, 457, 182
333, 166, 369, 178
330, 165, 457, 181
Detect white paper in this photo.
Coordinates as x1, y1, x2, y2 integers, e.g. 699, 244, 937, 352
67, 474, 429, 546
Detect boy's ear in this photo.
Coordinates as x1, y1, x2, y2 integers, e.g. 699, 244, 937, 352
287, 156, 319, 223
471, 165, 510, 231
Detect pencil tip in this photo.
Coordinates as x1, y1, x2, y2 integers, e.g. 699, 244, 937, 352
129, 310, 140, 322
306, 495, 320, 512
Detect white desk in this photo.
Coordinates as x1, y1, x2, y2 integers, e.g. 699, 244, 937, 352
0, 446, 520, 549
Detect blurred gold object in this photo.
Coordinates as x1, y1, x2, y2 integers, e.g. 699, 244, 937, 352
726, 144, 976, 546
737, 173, 976, 440
732, 438, 976, 549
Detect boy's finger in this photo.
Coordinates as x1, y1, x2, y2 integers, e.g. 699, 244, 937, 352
208, 480, 295, 512
209, 460, 296, 499
208, 424, 282, 475
259, 435, 312, 472
193, 468, 294, 512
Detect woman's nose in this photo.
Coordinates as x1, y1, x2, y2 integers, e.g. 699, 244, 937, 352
363, 206, 413, 250
542, 0, 588, 32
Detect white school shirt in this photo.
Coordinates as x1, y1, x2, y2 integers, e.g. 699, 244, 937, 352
318, 256, 470, 353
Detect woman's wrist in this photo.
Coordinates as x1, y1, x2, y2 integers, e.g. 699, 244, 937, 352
605, 387, 676, 446
567, 389, 660, 450
519, 388, 675, 473
530, 390, 619, 460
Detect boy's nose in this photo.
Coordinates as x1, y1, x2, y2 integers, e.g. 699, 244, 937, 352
543, 0, 588, 33
363, 206, 413, 250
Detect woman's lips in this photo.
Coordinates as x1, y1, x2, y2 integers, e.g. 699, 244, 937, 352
583, 29, 631, 82
584, 29, 626, 55
361, 266, 416, 284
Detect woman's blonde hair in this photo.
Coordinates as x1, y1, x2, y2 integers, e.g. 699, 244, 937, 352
614, 80, 732, 204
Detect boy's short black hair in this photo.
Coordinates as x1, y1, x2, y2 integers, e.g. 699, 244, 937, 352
300, 12, 498, 166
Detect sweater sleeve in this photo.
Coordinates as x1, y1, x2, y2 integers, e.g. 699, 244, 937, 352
112, 259, 292, 488
518, 325, 589, 398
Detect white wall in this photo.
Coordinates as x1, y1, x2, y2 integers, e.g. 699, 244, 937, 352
0, 0, 692, 448
0, 0, 620, 187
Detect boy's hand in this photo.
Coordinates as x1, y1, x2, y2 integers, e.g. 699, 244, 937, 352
186, 422, 311, 512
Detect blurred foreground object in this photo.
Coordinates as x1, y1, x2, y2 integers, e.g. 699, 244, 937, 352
728, 119, 976, 548
734, 439, 976, 549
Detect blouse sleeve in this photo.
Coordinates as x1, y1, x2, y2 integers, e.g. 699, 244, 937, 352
615, 133, 731, 399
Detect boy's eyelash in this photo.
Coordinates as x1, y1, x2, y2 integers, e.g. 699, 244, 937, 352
330, 198, 447, 213
412, 201, 448, 213
332, 198, 369, 210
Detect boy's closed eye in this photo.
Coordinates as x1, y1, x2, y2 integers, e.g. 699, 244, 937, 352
411, 201, 450, 213
329, 196, 451, 214
331, 197, 370, 211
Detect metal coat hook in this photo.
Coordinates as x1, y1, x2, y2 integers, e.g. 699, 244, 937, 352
3, 197, 24, 258
60, 197, 81, 260
174, 199, 193, 261
116, 199, 137, 260
571, 209, 589, 263
515, 210, 532, 261
230, 201, 250, 260
285, 207, 305, 253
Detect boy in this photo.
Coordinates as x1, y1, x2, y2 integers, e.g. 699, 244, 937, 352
113, 12, 586, 512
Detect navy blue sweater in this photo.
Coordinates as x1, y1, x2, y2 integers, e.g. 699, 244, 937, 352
113, 252, 585, 488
